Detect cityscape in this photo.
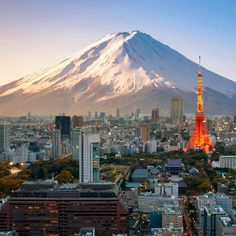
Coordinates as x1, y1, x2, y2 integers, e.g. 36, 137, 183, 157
0, 1, 236, 236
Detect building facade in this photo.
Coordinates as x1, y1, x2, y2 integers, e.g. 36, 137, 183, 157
171, 96, 183, 124
0, 181, 128, 236
72, 128, 100, 183
51, 129, 61, 159
55, 116, 71, 138
151, 108, 159, 123
220, 155, 236, 169
0, 121, 10, 152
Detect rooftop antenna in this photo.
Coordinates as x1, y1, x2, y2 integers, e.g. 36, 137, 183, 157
199, 56, 202, 74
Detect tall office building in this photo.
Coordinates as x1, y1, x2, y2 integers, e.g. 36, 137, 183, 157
71, 127, 80, 161
0, 121, 10, 152
141, 125, 150, 143
72, 115, 84, 128
171, 96, 183, 124
152, 108, 160, 123
116, 108, 120, 118
203, 206, 226, 236
55, 116, 71, 138
72, 128, 100, 183
135, 108, 141, 120
51, 129, 62, 159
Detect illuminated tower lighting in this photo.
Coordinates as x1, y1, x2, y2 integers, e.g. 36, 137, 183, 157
184, 56, 214, 154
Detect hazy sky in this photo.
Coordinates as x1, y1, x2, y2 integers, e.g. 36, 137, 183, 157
0, 0, 236, 85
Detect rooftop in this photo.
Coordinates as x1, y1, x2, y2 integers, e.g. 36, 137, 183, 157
13, 180, 117, 199
205, 206, 225, 214
131, 168, 147, 178
165, 159, 183, 168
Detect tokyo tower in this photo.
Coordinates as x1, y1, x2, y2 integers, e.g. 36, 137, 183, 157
184, 57, 214, 154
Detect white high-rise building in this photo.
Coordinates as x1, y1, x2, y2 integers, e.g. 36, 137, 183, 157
0, 121, 10, 152
51, 129, 62, 159
72, 127, 100, 183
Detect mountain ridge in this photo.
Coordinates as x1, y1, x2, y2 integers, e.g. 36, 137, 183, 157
0, 30, 236, 115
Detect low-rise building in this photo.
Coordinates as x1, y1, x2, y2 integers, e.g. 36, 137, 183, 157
0, 180, 128, 236
216, 216, 236, 236
219, 155, 236, 169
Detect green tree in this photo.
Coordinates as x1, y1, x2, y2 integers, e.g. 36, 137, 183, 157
56, 170, 74, 183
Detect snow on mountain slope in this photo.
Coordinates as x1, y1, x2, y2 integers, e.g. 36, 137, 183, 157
0, 30, 236, 115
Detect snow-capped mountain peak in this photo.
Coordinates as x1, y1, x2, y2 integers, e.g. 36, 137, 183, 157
0, 31, 236, 115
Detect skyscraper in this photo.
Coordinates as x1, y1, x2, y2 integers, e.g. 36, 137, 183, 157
72, 128, 100, 183
55, 116, 71, 138
171, 96, 183, 124
116, 108, 120, 118
141, 125, 150, 143
72, 115, 84, 128
0, 121, 10, 152
51, 129, 62, 159
152, 108, 160, 123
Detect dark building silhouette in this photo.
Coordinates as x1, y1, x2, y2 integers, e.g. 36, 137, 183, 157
55, 116, 71, 138
72, 115, 84, 128
0, 181, 128, 236
151, 108, 159, 123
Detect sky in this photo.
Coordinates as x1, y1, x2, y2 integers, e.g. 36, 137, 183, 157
0, 0, 236, 86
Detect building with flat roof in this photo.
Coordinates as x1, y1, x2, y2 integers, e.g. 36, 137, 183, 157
203, 206, 226, 236
0, 180, 128, 236
154, 183, 179, 199
196, 192, 232, 236
138, 193, 178, 213
220, 155, 236, 169
171, 96, 183, 125
72, 127, 100, 183
216, 216, 236, 236
151, 226, 183, 236
0, 121, 10, 153
55, 115, 71, 138
162, 204, 183, 229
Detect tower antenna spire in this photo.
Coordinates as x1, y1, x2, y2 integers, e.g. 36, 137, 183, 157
199, 56, 201, 73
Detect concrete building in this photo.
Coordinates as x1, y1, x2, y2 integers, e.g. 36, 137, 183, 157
154, 183, 179, 199
145, 140, 157, 153
152, 108, 159, 123
162, 204, 183, 229
141, 125, 150, 143
0, 121, 10, 152
220, 155, 236, 169
72, 115, 84, 128
0, 231, 18, 236
151, 226, 183, 236
51, 129, 62, 159
0, 181, 128, 236
138, 193, 178, 213
75, 128, 100, 183
216, 216, 236, 236
203, 206, 226, 236
71, 127, 80, 161
196, 192, 233, 235
171, 96, 183, 124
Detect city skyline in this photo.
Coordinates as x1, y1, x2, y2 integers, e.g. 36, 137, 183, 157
1, 0, 236, 86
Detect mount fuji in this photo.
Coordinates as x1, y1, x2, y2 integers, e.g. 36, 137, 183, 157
1, 30, 236, 115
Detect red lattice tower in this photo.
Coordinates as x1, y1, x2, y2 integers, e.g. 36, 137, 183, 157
184, 57, 214, 154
